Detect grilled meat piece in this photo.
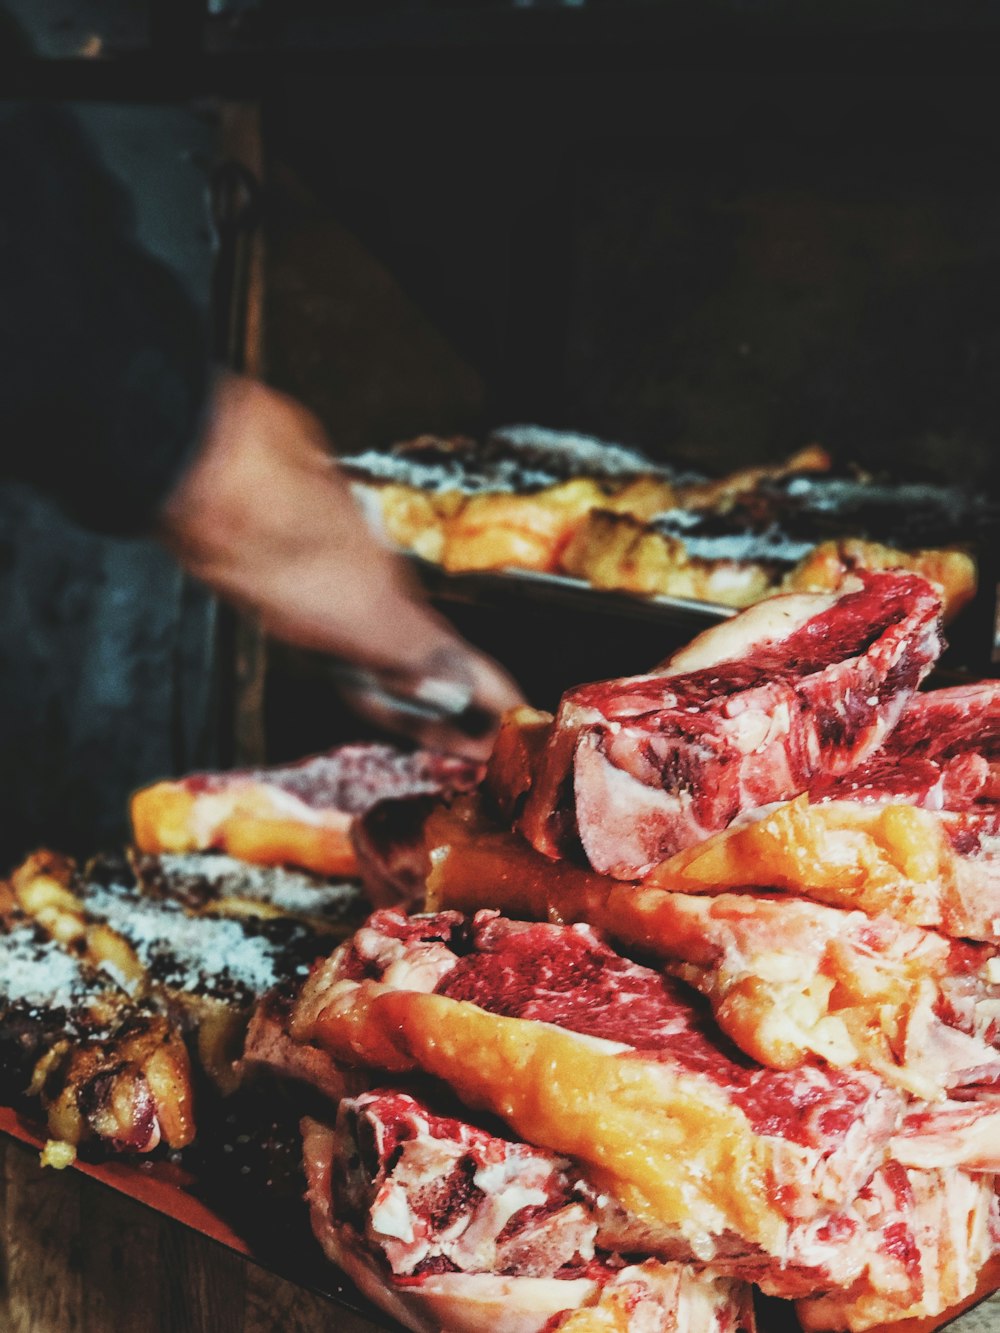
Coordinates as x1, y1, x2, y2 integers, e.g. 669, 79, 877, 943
0, 912, 193, 1156
10, 849, 333, 1093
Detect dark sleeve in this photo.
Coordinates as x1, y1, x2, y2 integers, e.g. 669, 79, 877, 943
0, 105, 211, 535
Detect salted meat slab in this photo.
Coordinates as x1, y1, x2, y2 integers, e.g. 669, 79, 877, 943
9, 849, 335, 1094
129, 850, 367, 933
301, 1090, 756, 1333
130, 744, 480, 878
0, 886, 194, 1155
518, 572, 943, 878
291, 910, 902, 1264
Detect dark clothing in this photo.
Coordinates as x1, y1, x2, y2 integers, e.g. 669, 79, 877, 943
0, 105, 210, 534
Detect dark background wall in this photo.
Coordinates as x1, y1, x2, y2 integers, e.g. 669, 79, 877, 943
259, 52, 1000, 755
265, 65, 1000, 487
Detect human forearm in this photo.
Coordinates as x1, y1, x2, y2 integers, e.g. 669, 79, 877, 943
159, 374, 524, 757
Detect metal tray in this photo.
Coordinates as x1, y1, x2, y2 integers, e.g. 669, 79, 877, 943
413, 557, 736, 629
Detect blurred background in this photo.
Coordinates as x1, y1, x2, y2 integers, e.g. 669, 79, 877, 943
3, 0, 1000, 864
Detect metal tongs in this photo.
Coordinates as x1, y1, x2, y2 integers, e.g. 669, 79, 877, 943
326, 662, 496, 740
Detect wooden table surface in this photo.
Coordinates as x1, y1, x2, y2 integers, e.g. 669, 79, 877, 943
2, 1134, 997, 1333
0, 1137, 382, 1333
954, 1291, 1000, 1332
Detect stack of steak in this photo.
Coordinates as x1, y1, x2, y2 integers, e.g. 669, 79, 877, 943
275, 571, 1000, 1331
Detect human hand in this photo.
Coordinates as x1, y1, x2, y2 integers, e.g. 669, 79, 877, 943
158, 373, 524, 759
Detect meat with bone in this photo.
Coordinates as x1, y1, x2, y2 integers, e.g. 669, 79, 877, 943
130, 743, 481, 878
307, 1082, 1000, 1321
301, 1092, 757, 1333
883, 680, 1000, 763
517, 572, 943, 877
423, 800, 1000, 1102
805, 680, 1000, 812
333, 1089, 603, 1279
644, 795, 1000, 943
290, 910, 902, 1263
795, 1162, 1000, 1331
329, 1087, 869, 1306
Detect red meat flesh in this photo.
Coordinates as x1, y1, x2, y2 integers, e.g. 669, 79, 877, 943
519, 573, 943, 877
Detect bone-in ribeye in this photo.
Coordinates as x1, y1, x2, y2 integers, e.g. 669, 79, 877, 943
302, 1100, 758, 1333
518, 572, 944, 878
291, 909, 904, 1264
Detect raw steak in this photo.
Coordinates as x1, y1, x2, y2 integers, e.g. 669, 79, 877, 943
885, 680, 1000, 762
423, 802, 1000, 1102
332, 1089, 605, 1280
809, 751, 993, 809
812, 680, 1000, 811
327, 1088, 857, 1302
290, 910, 902, 1262
130, 743, 480, 878
301, 1106, 756, 1333
518, 572, 943, 877
306, 1085, 993, 1316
